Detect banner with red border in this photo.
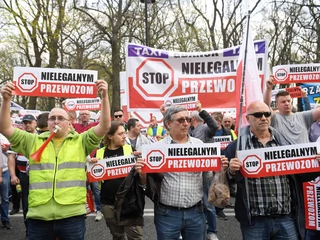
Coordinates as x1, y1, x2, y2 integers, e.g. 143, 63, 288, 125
87, 155, 136, 182
141, 143, 221, 173
64, 98, 101, 111
126, 41, 268, 111
13, 67, 98, 98
237, 142, 320, 178
303, 177, 320, 230
273, 63, 320, 84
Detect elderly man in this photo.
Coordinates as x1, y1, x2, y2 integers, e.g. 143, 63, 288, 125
136, 105, 228, 240
0, 80, 110, 239
73, 110, 98, 133
225, 101, 319, 240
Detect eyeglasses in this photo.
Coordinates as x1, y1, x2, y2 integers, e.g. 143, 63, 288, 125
248, 112, 271, 118
114, 115, 123, 118
173, 117, 192, 123
48, 116, 70, 122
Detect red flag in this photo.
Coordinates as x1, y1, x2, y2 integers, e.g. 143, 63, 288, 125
235, 25, 263, 130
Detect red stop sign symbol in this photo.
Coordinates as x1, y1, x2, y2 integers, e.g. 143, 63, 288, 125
17, 73, 38, 92
90, 164, 105, 178
135, 59, 176, 99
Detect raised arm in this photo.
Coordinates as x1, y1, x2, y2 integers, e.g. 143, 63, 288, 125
263, 76, 274, 107
0, 82, 15, 138
93, 80, 111, 137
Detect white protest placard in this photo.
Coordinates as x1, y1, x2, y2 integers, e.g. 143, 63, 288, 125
64, 98, 101, 111
237, 142, 320, 178
87, 155, 136, 182
13, 67, 98, 98
141, 143, 221, 173
303, 177, 320, 230
213, 135, 232, 150
164, 94, 198, 110
273, 63, 320, 84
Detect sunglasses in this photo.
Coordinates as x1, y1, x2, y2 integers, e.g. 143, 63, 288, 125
174, 117, 192, 123
114, 115, 123, 118
248, 112, 271, 118
48, 116, 69, 122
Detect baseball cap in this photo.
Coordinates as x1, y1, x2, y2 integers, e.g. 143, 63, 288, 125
22, 114, 37, 122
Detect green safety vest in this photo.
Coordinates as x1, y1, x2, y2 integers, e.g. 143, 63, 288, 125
28, 134, 87, 207
96, 144, 132, 159
147, 125, 163, 141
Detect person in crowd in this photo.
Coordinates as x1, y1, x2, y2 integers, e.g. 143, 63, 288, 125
0, 80, 110, 239
222, 115, 237, 140
37, 112, 49, 134
147, 116, 166, 141
189, 101, 219, 240
126, 118, 151, 152
135, 105, 229, 240
189, 100, 218, 143
90, 121, 143, 240
0, 136, 11, 230
225, 100, 320, 240
0, 149, 3, 184
68, 111, 77, 123
73, 110, 98, 133
211, 112, 235, 220
113, 109, 128, 131
8, 114, 38, 236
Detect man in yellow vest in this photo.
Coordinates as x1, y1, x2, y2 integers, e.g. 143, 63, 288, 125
147, 116, 166, 141
0, 80, 111, 240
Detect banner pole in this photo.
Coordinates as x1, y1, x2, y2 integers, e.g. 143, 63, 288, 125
236, 11, 251, 151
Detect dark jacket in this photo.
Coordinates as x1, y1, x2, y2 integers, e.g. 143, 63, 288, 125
189, 109, 218, 143
220, 125, 234, 140
225, 126, 319, 240
145, 173, 164, 203
114, 167, 145, 226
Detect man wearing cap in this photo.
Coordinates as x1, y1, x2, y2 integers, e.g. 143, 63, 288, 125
0, 80, 111, 239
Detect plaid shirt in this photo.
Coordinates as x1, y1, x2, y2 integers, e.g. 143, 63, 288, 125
245, 129, 291, 216
159, 135, 205, 208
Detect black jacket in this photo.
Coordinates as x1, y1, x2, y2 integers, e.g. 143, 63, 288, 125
114, 167, 145, 226
225, 126, 319, 239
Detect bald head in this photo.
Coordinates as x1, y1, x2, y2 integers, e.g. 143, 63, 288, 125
247, 101, 270, 114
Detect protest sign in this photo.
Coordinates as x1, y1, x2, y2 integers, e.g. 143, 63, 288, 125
126, 41, 268, 111
273, 63, 320, 84
13, 67, 98, 98
303, 177, 320, 230
87, 155, 136, 182
64, 98, 101, 111
213, 135, 232, 150
141, 143, 221, 173
237, 143, 320, 178
164, 94, 198, 111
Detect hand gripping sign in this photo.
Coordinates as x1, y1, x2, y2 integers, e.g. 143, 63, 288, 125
273, 63, 320, 84
64, 98, 101, 111
13, 67, 98, 98
141, 143, 221, 173
303, 177, 320, 230
237, 142, 320, 178
87, 155, 136, 182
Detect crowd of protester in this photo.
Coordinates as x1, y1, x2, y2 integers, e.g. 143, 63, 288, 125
0, 76, 319, 240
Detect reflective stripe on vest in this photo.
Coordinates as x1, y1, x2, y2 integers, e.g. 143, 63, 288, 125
58, 162, 85, 169
30, 182, 53, 190
29, 163, 54, 171
56, 180, 86, 188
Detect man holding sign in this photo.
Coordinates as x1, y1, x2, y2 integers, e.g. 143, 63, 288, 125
225, 101, 320, 240
135, 105, 229, 240
0, 80, 110, 240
